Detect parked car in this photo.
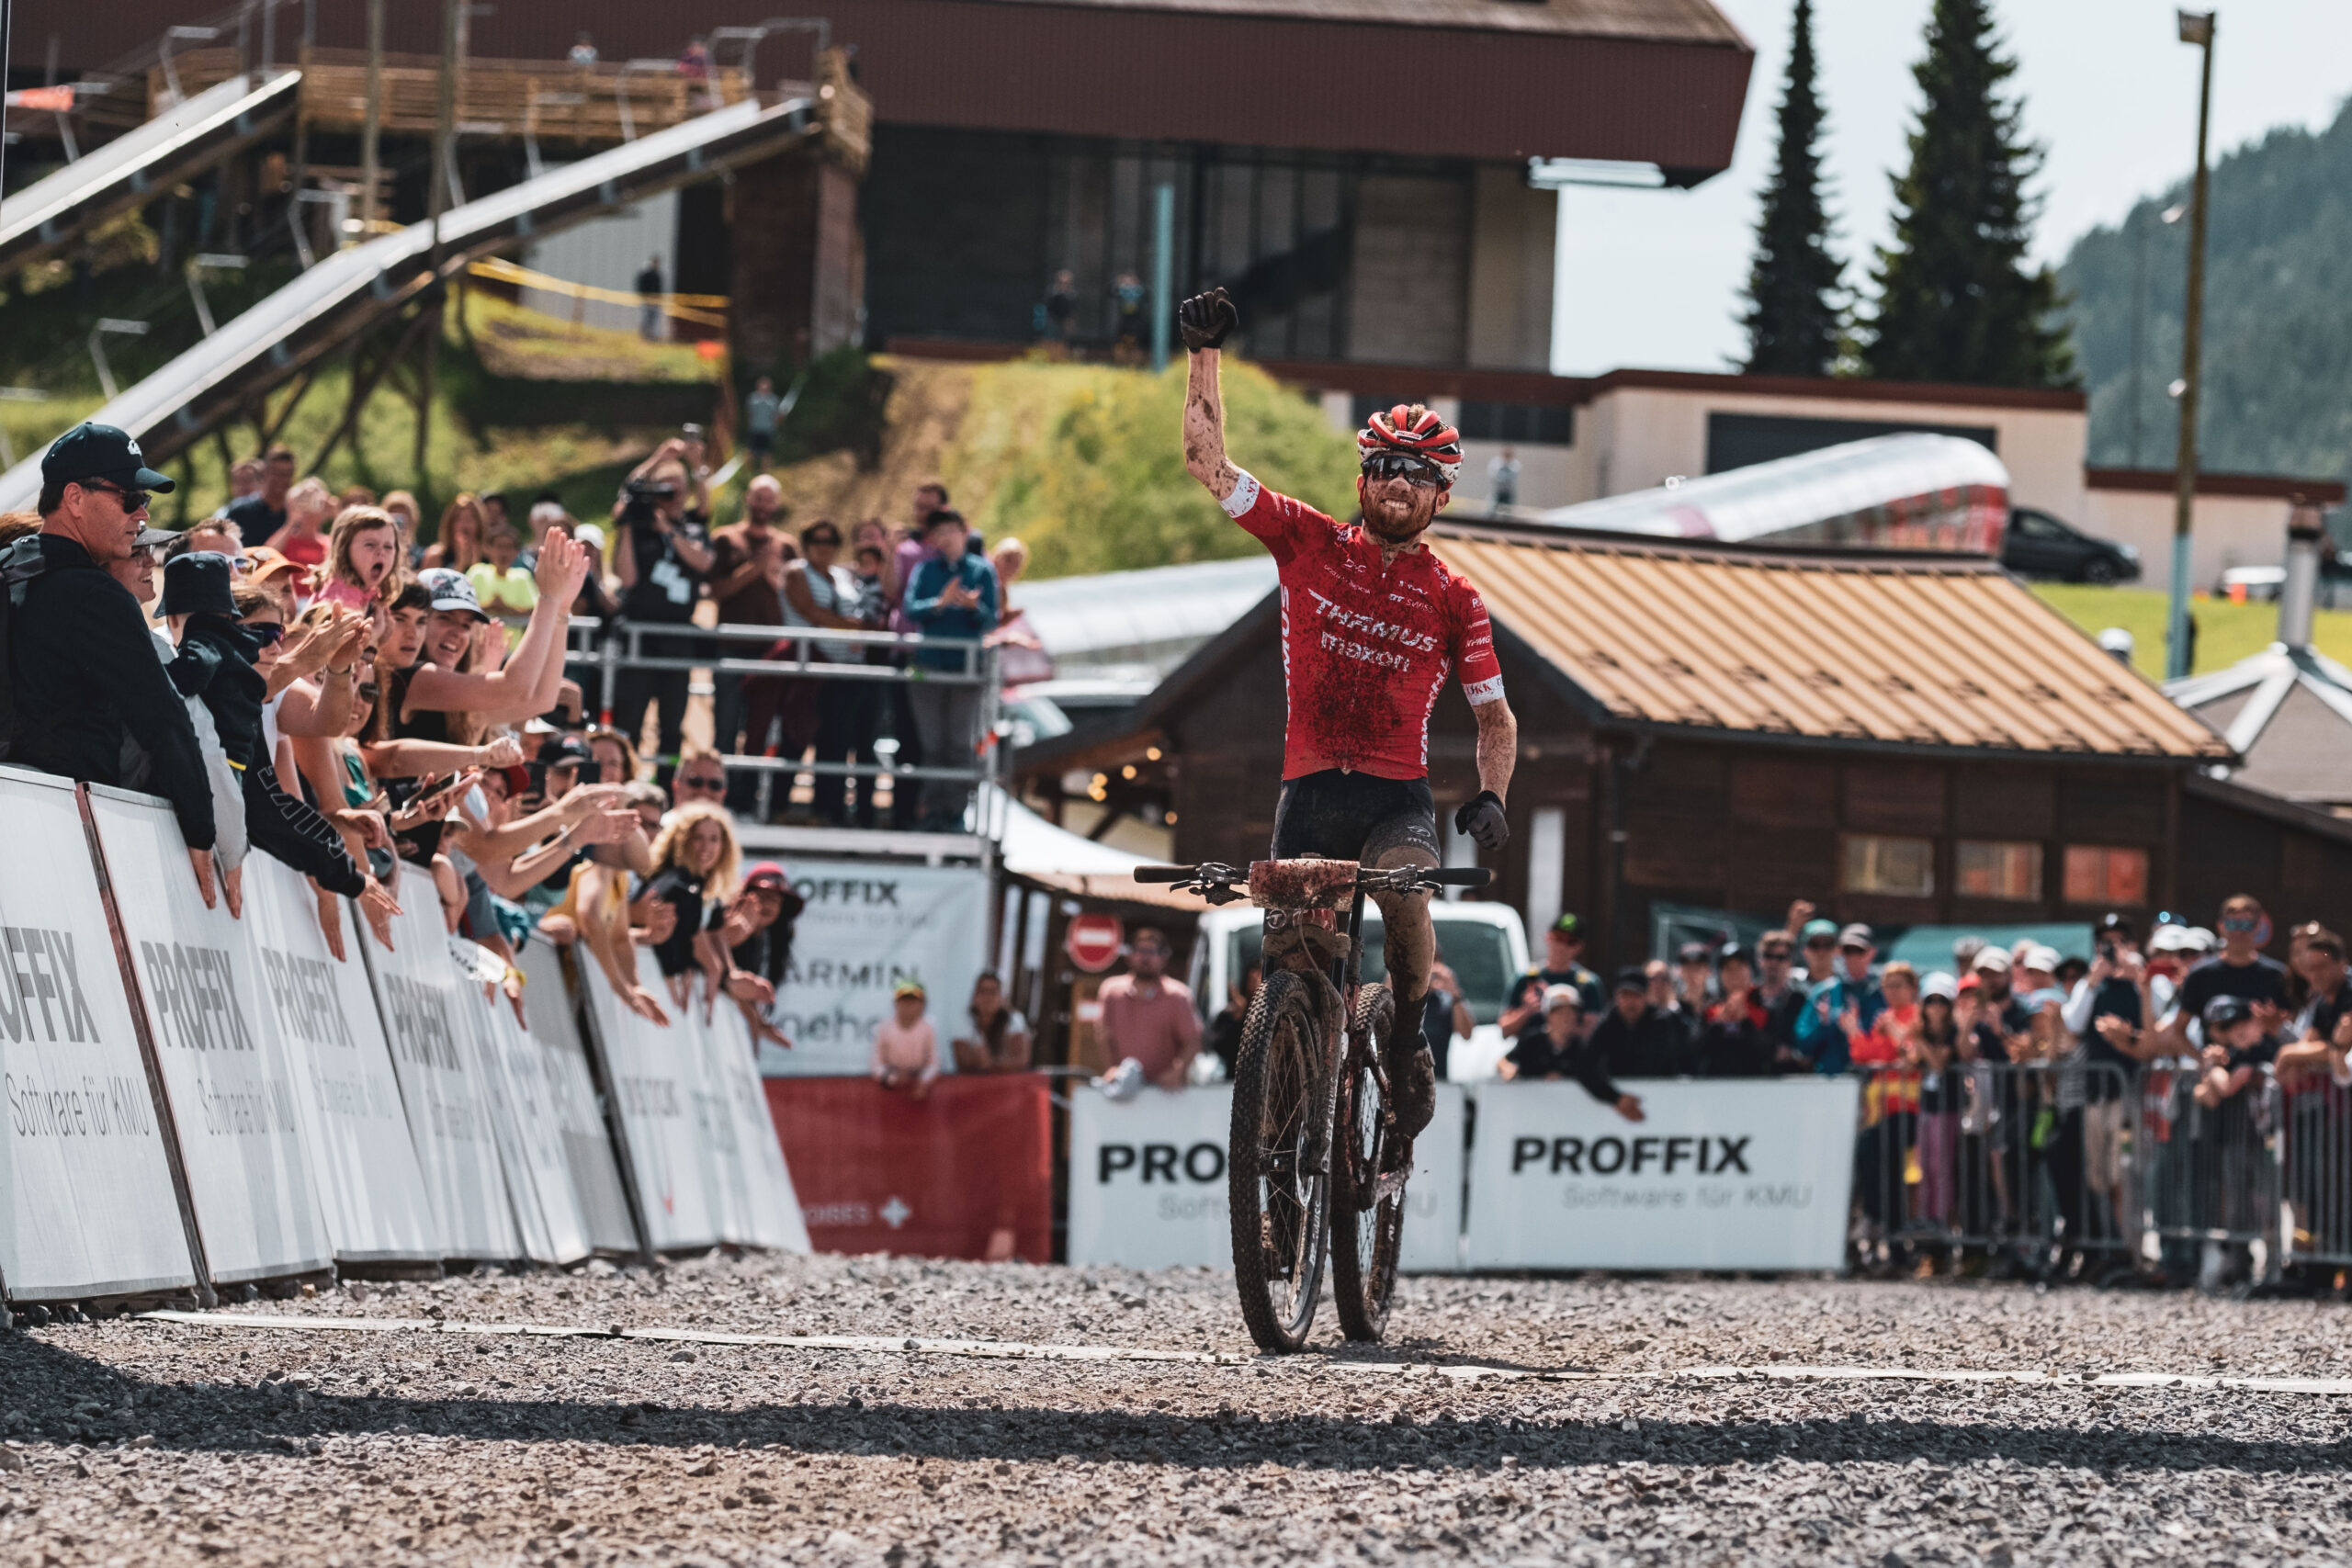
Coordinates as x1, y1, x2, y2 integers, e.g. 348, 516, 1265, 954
2216, 552, 2352, 604
2002, 508, 2141, 583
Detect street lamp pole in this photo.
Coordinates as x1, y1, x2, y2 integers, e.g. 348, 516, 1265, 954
2167, 9, 2215, 682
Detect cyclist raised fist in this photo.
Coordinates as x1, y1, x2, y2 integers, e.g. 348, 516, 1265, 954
1178, 288, 1519, 1141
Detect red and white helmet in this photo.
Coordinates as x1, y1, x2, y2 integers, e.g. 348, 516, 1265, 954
1357, 403, 1463, 489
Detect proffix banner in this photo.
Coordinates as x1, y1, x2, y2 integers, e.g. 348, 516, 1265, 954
360, 866, 522, 1262
515, 943, 639, 1255
1463, 1077, 1860, 1271
1066, 1083, 1465, 1273
85, 785, 333, 1285
575, 947, 721, 1251
759, 862, 989, 1077
241, 854, 438, 1264
0, 770, 193, 1302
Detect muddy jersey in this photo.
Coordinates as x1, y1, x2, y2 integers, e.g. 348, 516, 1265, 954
1224, 468, 1504, 781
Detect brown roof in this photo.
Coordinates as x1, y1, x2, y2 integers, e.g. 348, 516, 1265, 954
31, 0, 1752, 171
2086, 468, 2347, 502
1252, 358, 2091, 412
1430, 525, 2231, 761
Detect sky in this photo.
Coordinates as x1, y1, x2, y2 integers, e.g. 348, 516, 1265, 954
1551, 0, 2352, 376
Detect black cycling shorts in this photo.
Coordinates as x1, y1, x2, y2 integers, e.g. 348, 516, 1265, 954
1270, 770, 1439, 865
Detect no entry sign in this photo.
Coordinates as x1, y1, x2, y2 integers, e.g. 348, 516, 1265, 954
1065, 913, 1125, 973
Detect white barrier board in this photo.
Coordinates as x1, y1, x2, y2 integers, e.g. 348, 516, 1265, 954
86, 786, 332, 1284
575, 947, 720, 1250
515, 943, 639, 1254
469, 962, 591, 1266
1066, 1083, 1464, 1272
689, 993, 810, 1253
448, 951, 560, 1265
0, 770, 194, 1301
1464, 1077, 1860, 1271
361, 868, 521, 1261
760, 862, 989, 1076
242, 854, 437, 1263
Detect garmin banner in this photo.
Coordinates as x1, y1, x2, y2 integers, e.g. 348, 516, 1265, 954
361, 867, 522, 1261
0, 771, 194, 1303
242, 854, 438, 1264
515, 943, 639, 1255
85, 785, 333, 1285
1463, 1077, 1860, 1271
1066, 1083, 1465, 1273
759, 862, 989, 1077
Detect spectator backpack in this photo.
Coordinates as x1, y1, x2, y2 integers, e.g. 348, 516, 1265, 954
0, 533, 48, 761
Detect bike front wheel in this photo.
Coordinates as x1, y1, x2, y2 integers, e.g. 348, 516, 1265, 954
1227, 969, 1334, 1353
1330, 981, 1406, 1342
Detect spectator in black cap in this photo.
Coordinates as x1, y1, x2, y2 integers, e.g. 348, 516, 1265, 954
1501, 985, 1644, 1122
1498, 910, 1604, 1036
160, 556, 395, 932
6, 423, 220, 905
1696, 944, 1777, 1077
1794, 921, 1884, 1075
1589, 964, 1694, 1078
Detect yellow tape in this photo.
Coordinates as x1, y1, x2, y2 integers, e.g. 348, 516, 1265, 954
467, 255, 729, 313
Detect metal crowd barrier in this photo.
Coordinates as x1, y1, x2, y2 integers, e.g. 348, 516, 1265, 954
563, 615, 1004, 823
1851, 1062, 2137, 1269
2275, 1072, 2352, 1271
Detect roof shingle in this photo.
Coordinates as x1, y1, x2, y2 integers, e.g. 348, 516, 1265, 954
1430, 526, 2230, 761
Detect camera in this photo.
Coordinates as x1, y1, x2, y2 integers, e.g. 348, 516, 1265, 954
619, 475, 676, 531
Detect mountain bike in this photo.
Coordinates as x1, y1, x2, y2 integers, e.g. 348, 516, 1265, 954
1136, 857, 1490, 1351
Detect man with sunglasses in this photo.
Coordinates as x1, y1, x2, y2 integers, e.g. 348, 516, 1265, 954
6, 423, 223, 908
1179, 288, 1518, 1143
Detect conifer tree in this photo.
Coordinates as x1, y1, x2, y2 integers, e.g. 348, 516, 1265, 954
1740, 0, 1843, 377
1861, 0, 2075, 387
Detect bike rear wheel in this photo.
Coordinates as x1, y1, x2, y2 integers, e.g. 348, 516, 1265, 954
1330, 981, 1406, 1342
1227, 969, 1333, 1353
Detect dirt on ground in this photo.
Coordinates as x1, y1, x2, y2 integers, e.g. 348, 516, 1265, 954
4, 1254, 2348, 1566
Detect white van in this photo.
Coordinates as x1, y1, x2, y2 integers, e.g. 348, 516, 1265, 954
1187, 900, 1532, 1082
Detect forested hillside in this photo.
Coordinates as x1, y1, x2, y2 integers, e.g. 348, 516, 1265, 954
2058, 96, 2352, 483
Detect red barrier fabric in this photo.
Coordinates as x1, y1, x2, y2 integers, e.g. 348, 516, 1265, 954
763, 1076, 1054, 1262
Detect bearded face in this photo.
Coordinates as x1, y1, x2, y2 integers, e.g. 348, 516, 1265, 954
1357, 471, 1450, 543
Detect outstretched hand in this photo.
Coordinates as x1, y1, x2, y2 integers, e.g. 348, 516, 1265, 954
1179, 288, 1238, 353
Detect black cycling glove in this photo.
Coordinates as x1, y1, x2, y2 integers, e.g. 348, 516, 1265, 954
1179, 288, 1238, 353
1454, 791, 1509, 853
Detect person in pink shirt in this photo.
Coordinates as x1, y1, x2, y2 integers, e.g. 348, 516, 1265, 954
871, 978, 941, 1098
1095, 928, 1202, 1089
317, 505, 403, 612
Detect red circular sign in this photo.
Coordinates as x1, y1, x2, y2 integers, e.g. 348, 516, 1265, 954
1065, 912, 1125, 973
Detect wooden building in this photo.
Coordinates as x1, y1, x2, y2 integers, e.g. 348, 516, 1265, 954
1017, 521, 2352, 967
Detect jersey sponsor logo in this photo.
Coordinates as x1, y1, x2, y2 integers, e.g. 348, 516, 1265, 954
1464, 674, 1507, 705
1304, 587, 1442, 654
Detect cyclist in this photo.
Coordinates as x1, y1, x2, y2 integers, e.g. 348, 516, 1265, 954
1177, 286, 1516, 1141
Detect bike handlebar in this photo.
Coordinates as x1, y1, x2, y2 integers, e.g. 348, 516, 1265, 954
1133, 863, 1493, 892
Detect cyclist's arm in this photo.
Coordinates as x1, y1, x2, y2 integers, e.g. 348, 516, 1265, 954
1473, 694, 1516, 803
1182, 347, 1242, 504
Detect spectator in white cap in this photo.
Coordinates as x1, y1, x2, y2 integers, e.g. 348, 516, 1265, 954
1502, 984, 1643, 1121
1794, 921, 1884, 1075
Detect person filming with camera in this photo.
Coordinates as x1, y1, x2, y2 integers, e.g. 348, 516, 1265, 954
610, 438, 715, 777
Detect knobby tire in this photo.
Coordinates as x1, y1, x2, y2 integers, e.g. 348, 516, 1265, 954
1227, 968, 1333, 1353
1330, 981, 1405, 1342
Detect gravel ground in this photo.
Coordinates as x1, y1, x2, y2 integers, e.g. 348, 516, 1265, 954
4, 1255, 2349, 1566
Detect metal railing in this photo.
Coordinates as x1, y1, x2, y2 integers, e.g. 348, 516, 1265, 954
1851, 1062, 2138, 1269
562, 615, 1005, 829
2280, 1074, 2352, 1269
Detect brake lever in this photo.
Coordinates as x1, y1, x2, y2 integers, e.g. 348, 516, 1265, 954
1201, 884, 1243, 906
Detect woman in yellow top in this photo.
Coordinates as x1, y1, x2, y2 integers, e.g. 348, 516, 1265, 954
466, 526, 540, 647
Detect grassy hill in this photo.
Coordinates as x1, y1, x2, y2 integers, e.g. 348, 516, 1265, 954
2030, 582, 2352, 680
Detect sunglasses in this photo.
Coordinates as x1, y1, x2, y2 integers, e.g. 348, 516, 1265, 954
85, 479, 152, 513
676, 773, 726, 792
1759, 949, 1792, 962
243, 622, 287, 647
805, 534, 842, 548
1361, 453, 1442, 486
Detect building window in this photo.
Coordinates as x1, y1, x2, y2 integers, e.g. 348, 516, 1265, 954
2064, 845, 2149, 906
1955, 840, 2043, 901
1841, 834, 1936, 898
1458, 400, 1575, 446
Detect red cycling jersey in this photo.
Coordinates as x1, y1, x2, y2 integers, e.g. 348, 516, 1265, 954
1226, 470, 1505, 781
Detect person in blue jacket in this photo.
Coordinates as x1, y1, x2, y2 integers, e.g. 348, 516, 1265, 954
901, 508, 998, 830
1793, 922, 1885, 1074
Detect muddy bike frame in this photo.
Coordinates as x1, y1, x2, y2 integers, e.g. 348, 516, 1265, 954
1137, 858, 1488, 1350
